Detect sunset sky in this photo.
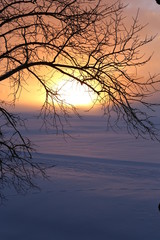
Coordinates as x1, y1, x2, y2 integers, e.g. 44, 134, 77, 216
0, 0, 160, 110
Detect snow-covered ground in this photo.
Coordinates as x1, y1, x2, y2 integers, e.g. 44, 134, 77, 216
0, 113, 160, 240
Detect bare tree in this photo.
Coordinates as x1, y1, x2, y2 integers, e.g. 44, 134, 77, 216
0, 0, 159, 199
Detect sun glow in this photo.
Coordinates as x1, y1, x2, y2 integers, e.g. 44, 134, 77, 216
56, 79, 95, 107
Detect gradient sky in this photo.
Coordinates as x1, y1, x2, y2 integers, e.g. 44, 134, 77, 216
123, 0, 160, 71
0, 0, 160, 110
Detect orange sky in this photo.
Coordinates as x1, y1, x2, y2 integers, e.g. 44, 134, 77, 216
0, 0, 160, 111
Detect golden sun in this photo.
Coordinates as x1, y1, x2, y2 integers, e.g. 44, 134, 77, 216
57, 79, 95, 107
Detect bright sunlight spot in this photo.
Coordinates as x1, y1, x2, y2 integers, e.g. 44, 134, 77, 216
57, 79, 95, 107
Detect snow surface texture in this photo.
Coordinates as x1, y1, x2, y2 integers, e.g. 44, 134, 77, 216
0, 114, 160, 240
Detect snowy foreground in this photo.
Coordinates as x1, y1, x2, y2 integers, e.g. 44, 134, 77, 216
0, 113, 160, 240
